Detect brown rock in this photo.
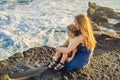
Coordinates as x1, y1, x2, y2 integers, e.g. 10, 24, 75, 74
87, 8, 95, 16
87, 2, 120, 26
91, 14, 108, 25
0, 60, 8, 71
88, 2, 96, 9
0, 75, 11, 80
88, 2, 115, 18
114, 22, 120, 28
95, 7, 114, 17
92, 22, 101, 31
9, 52, 24, 59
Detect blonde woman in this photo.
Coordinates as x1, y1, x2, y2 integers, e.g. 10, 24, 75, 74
56, 14, 96, 70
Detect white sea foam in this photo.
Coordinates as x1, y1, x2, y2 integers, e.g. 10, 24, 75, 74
0, 0, 120, 61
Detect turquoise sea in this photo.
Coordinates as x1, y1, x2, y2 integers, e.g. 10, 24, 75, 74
0, 0, 120, 61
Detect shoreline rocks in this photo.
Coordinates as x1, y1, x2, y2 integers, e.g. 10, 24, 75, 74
88, 2, 120, 35
0, 32, 120, 80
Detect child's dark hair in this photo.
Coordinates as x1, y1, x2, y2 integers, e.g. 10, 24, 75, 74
67, 24, 78, 36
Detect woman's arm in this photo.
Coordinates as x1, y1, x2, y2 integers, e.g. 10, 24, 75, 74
70, 48, 77, 59
66, 48, 77, 62
56, 35, 84, 53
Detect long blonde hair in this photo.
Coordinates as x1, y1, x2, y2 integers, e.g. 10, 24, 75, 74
75, 14, 96, 50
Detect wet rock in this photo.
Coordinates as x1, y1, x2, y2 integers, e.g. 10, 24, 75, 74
88, 2, 98, 9
0, 74, 11, 80
87, 8, 95, 16
92, 22, 102, 31
0, 60, 8, 71
114, 22, 120, 28
89, 12, 109, 25
9, 52, 24, 62
88, 2, 119, 18
87, 2, 120, 26
95, 7, 114, 18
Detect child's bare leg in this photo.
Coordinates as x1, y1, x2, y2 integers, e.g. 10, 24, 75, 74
48, 51, 61, 68
60, 53, 68, 64
53, 51, 61, 61
54, 53, 68, 70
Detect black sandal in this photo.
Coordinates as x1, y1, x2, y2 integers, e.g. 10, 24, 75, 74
48, 60, 57, 69
54, 62, 64, 70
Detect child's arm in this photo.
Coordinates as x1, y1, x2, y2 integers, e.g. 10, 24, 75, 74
67, 48, 77, 62
60, 40, 69, 47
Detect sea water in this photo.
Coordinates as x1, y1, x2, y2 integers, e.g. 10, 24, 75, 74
0, 0, 120, 61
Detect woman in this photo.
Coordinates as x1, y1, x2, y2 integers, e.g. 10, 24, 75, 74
56, 14, 96, 71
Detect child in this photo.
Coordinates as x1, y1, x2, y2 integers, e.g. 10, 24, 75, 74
48, 24, 79, 70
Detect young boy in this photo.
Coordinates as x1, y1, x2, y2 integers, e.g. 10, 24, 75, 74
48, 24, 78, 70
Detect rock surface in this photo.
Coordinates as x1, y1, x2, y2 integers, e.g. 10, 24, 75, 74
0, 32, 120, 80
88, 2, 120, 35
